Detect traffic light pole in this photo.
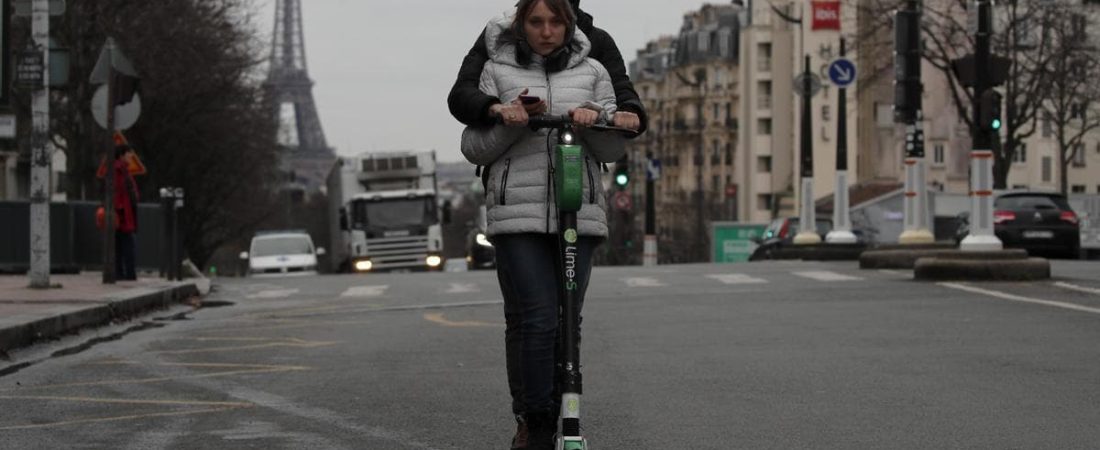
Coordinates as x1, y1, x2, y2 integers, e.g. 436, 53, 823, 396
794, 55, 821, 245
644, 154, 657, 266
960, 0, 1003, 251
897, 0, 934, 245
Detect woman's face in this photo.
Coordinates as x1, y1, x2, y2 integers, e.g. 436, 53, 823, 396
523, 1, 567, 57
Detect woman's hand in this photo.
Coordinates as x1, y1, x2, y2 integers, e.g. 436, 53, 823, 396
490, 102, 529, 127
613, 111, 641, 131
569, 108, 599, 128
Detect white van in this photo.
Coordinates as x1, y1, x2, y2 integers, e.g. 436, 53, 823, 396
240, 231, 325, 276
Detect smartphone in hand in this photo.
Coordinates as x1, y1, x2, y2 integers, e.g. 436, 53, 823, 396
519, 95, 542, 105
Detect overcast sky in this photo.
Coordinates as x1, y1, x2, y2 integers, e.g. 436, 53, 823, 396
254, 0, 726, 163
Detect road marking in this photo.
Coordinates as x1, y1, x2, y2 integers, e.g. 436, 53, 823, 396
423, 313, 502, 328
341, 285, 390, 298
707, 274, 768, 285
0, 363, 310, 392
0, 406, 246, 431
939, 282, 1100, 315
445, 283, 481, 294
793, 271, 863, 282
878, 269, 906, 276
247, 289, 299, 299
623, 277, 666, 287
152, 338, 338, 355
1054, 282, 1100, 296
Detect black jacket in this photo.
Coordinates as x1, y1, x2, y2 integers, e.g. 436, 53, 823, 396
447, 2, 648, 135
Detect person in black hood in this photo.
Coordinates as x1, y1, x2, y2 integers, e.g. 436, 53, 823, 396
447, 0, 648, 135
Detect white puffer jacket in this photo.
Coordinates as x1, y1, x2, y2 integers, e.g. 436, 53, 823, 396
461, 14, 625, 238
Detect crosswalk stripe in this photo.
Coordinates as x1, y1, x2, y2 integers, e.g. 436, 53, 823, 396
341, 285, 390, 298
246, 289, 299, 299
792, 271, 863, 282
623, 277, 666, 287
446, 283, 481, 294
707, 274, 768, 285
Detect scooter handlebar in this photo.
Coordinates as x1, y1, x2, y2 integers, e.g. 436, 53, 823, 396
496, 114, 640, 137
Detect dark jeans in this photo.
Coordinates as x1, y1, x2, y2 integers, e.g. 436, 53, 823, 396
115, 231, 137, 281
493, 233, 600, 414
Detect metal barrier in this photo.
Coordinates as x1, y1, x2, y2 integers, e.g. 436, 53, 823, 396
0, 201, 164, 273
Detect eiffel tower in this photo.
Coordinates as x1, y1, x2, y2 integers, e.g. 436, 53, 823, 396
264, 0, 334, 198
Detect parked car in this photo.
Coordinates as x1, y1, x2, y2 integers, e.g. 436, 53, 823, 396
240, 230, 325, 276
954, 192, 1081, 258
465, 205, 495, 270
749, 217, 833, 261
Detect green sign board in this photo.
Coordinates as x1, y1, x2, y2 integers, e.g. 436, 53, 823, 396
712, 222, 767, 263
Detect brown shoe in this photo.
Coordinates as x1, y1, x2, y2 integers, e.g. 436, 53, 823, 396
511, 415, 529, 449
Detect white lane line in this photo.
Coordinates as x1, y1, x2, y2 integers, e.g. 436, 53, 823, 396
623, 277, 666, 288
707, 274, 768, 285
879, 269, 905, 276
1054, 282, 1100, 296
792, 271, 863, 282
445, 283, 481, 294
246, 289, 299, 299
341, 285, 390, 298
939, 282, 1100, 315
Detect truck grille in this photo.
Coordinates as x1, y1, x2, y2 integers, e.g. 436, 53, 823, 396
365, 236, 431, 269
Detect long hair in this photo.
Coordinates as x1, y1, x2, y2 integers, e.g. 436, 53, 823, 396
509, 0, 579, 71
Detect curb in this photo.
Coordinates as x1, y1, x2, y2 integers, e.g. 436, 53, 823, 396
860, 248, 1029, 269
771, 243, 867, 261
0, 283, 201, 354
914, 256, 1051, 281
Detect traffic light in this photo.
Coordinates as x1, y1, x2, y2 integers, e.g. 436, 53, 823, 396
894, 7, 921, 123
613, 157, 629, 189
979, 89, 1002, 132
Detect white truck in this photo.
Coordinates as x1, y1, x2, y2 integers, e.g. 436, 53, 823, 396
327, 151, 449, 272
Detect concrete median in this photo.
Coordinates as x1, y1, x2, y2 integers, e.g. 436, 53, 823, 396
914, 252, 1051, 281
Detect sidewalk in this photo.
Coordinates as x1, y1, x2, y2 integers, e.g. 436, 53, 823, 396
0, 273, 208, 354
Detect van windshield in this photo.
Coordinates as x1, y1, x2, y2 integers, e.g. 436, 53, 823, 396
252, 236, 313, 257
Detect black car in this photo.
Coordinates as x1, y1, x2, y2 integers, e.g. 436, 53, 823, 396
955, 192, 1081, 258
465, 205, 495, 270
749, 217, 833, 261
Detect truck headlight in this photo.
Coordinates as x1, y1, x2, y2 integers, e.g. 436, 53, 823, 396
354, 260, 373, 272
476, 233, 493, 248
426, 255, 443, 268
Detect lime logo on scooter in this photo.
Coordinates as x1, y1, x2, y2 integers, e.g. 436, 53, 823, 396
564, 228, 578, 244
564, 233, 579, 291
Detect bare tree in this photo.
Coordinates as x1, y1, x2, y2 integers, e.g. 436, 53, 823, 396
1041, 4, 1100, 195
12, 0, 282, 267
854, 0, 1054, 188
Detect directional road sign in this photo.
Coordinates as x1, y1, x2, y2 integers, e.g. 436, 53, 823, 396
828, 58, 856, 88
646, 158, 661, 181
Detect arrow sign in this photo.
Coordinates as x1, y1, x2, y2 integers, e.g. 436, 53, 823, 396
828, 58, 856, 88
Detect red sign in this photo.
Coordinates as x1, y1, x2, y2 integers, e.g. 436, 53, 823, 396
811, 2, 841, 31
613, 191, 633, 212
725, 184, 738, 198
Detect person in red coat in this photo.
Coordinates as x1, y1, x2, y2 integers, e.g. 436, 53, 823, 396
113, 144, 139, 280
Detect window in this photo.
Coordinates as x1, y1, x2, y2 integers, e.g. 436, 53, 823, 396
1042, 156, 1053, 182
758, 43, 772, 72
758, 81, 772, 109
758, 118, 772, 135
713, 176, 721, 193
711, 140, 721, 165
758, 194, 774, 211
933, 144, 945, 164
713, 103, 720, 121
725, 143, 733, 166
1072, 185, 1087, 194
758, 156, 773, 173
1073, 143, 1087, 167
1013, 144, 1027, 164
822, 105, 831, 122
1043, 110, 1052, 137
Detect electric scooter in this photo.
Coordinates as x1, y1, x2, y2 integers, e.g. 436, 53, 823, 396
524, 114, 637, 450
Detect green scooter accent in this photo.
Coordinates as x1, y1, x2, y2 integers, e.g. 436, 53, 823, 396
555, 144, 584, 214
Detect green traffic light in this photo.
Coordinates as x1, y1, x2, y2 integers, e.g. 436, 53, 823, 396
615, 173, 629, 186
992, 119, 1002, 130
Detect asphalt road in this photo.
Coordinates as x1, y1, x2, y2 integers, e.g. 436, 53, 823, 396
2, 260, 1100, 449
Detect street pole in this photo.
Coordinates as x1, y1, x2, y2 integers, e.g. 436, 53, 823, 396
644, 153, 657, 266
28, 0, 51, 288
794, 55, 821, 245
827, 38, 858, 244
102, 42, 118, 284
898, 0, 934, 245
960, 0, 1003, 251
